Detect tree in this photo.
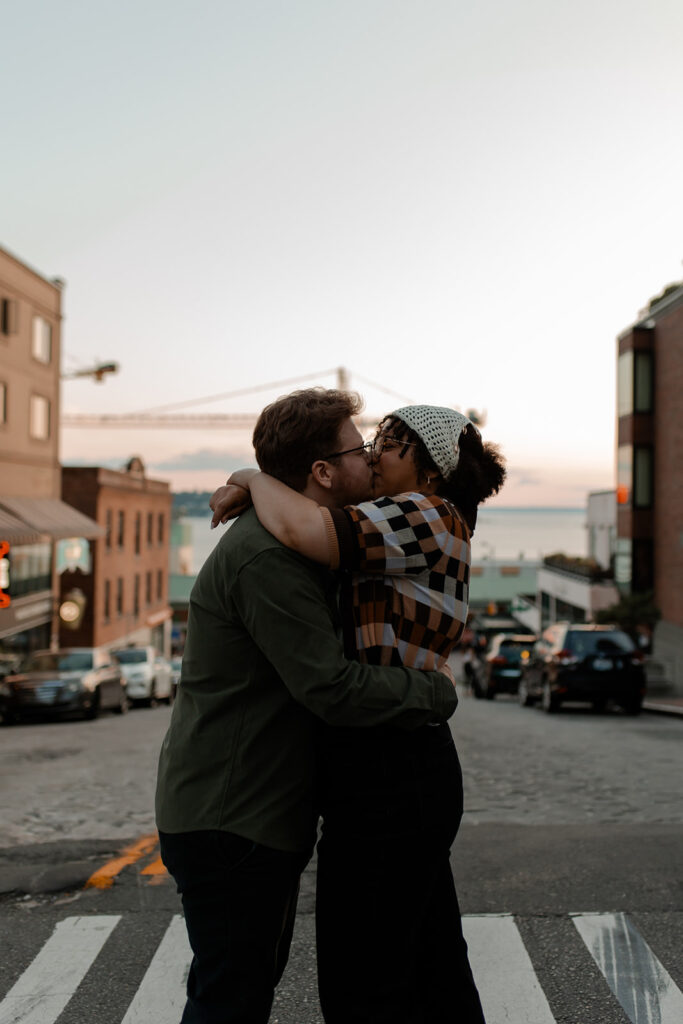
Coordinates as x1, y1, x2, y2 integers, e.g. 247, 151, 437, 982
594, 591, 660, 643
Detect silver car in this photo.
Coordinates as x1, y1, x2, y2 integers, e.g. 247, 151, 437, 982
0, 648, 128, 723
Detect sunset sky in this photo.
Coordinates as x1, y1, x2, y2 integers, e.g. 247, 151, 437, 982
3, 1, 683, 504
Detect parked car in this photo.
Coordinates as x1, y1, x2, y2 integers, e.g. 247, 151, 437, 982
0, 648, 128, 723
474, 633, 536, 699
111, 646, 173, 706
518, 623, 646, 714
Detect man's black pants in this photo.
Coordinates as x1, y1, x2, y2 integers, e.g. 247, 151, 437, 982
159, 830, 310, 1024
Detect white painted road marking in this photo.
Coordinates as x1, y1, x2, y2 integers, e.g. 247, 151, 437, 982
120, 914, 192, 1024
2, 912, 682, 1023
573, 912, 683, 1024
463, 913, 556, 1024
0, 915, 120, 1024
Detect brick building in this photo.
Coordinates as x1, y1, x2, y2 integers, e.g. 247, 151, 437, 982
616, 281, 683, 693
0, 246, 101, 661
60, 458, 173, 653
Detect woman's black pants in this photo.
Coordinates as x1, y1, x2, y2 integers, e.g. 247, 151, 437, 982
315, 722, 486, 1024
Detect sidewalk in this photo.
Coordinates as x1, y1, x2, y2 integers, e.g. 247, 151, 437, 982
642, 695, 683, 716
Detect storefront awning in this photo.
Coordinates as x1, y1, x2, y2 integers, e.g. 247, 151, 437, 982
0, 507, 44, 544
0, 498, 104, 541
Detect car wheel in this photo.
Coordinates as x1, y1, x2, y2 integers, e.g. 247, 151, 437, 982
592, 698, 607, 713
1, 712, 16, 726
622, 698, 642, 716
84, 693, 101, 720
542, 681, 559, 713
518, 680, 534, 707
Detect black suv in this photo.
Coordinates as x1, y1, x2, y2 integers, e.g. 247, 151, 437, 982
518, 623, 646, 714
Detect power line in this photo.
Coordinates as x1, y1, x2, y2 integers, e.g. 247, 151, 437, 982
126, 368, 344, 416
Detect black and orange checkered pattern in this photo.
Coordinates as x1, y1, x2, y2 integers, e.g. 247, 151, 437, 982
325, 492, 470, 673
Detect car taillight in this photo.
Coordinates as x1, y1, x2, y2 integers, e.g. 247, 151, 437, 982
490, 656, 507, 666
554, 649, 578, 666
631, 652, 645, 666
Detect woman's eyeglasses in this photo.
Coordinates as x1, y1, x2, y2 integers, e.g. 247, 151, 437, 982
370, 435, 418, 459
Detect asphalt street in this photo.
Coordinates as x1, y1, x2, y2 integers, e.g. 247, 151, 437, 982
1, 688, 682, 1023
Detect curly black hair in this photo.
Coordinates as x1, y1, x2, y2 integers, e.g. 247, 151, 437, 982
376, 414, 506, 533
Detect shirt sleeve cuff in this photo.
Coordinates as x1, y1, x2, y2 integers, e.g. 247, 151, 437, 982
319, 507, 341, 570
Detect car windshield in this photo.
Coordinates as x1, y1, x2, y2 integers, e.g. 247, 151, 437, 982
498, 641, 533, 663
26, 652, 93, 672
566, 631, 636, 657
112, 649, 147, 664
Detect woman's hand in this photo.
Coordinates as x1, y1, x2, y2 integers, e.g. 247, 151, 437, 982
210, 469, 258, 528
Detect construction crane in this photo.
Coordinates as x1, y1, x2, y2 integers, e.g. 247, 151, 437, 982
60, 366, 485, 430
61, 361, 120, 383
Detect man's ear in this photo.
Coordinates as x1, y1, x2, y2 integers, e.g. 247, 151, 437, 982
310, 460, 334, 490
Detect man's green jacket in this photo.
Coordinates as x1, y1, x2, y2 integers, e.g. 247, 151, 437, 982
155, 509, 458, 852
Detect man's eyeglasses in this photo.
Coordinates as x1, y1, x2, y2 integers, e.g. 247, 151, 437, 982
370, 435, 418, 459
321, 441, 373, 461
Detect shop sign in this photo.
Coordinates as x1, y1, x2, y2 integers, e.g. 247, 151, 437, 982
56, 537, 91, 575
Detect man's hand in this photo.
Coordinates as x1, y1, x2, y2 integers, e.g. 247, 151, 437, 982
210, 470, 259, 528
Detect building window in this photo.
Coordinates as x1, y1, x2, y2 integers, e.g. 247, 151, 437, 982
6, 543, 51, 598
117, 511, 125, 548
105, 509, 112, 550
1, 299, 18, 336
616, 445, 632, 506
31, 316, 52, 363
634, 351, 654, 413
147, 512, 154, 545
158, 513, 164, 544
29, 394, 50, 440
133, 574, 140, 617
157, 569, 163, 600
134, 512, 141, 555
618, 349, 654, 417
116, 578, 124, 616
614, 538, 632, 589
146, 571, 152, 605
633, 446, 653, 509
103, 580, 111, 621
617, 351, 633, 417
0, 381, 6, 425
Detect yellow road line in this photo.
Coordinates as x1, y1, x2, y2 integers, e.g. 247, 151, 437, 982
84, 834, 159, 889
140, 854, 167, 877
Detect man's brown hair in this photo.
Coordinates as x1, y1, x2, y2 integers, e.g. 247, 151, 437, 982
252, 388, 363, 490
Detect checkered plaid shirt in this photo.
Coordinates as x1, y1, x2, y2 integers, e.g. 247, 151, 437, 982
322, 492, 471, 673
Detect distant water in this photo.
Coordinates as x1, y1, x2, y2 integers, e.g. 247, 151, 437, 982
180, 507, 586, 574
472, 507, 585, 562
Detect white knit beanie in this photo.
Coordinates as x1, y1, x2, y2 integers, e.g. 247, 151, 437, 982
390, 405, 474, 479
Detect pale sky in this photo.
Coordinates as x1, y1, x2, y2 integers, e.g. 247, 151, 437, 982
3, 0, 683, 505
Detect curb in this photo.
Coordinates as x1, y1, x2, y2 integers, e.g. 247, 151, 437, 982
0, 861, 96, 897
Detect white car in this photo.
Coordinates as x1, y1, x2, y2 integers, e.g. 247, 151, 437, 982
111, 647, 173, 706
170, 656, 183, 699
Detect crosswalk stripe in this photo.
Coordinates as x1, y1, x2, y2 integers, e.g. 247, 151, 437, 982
572, 912, 683, 1024
0, 915, 120, 1024
462, 914, 555, 1024
120, 914, 191, 1024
